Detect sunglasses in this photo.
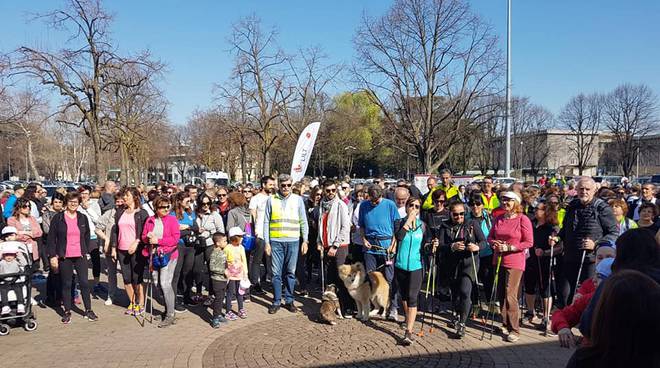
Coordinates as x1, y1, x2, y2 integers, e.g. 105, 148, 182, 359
202, 202, 210, 206
218, 193, 227, 197
157, 206, 169, 210
281, 183, 292, 188
408, 204, 420, 209
503, 198, 516, 202
434, 200, 445, 204
20, 204, 31, 209
469, 202, 482, 207
452, 212, 465, 217
325, 189, 337, 193
342, 186, 349, 190
242, 190, 251, 194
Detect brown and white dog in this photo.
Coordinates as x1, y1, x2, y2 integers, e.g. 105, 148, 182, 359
319, 284, 344, 325
338, 262, 389, 321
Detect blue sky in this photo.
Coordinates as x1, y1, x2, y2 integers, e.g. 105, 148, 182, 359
2, 0, 659, 125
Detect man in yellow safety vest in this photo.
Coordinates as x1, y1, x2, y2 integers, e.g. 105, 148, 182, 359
480, 176, 500, 213
264, 174, 309, 315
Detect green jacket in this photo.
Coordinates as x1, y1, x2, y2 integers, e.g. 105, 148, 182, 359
209, 248, 228, 282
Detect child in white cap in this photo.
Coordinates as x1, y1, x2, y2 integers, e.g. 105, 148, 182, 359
0, 231, 27, 315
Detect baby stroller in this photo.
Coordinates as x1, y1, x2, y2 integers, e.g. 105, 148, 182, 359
0, 241, 38, 336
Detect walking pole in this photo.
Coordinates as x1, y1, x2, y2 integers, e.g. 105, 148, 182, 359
571, 249, 587, 305
140, 243, 154, 327
481, 255, 502, 341
320, 248, 325, 291
429, 255, 436, 333
470, 252, 483, 321
545, 241, 556, 336
418, 254, 433, 337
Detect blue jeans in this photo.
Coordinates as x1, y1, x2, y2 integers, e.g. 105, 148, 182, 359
270, 240, 299, 306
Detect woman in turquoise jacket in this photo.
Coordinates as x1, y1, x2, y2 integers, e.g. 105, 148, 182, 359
389, 197, 436, 346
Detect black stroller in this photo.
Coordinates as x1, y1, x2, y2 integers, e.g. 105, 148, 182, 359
0, 241, 38, 335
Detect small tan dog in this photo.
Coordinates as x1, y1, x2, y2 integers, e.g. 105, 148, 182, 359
338, 262, 389, 321
319, 284, 343, 325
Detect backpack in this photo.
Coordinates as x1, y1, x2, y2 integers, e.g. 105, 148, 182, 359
242, 222, 256, 251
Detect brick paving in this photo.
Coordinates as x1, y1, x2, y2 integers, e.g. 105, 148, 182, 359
2, 279, 571, 368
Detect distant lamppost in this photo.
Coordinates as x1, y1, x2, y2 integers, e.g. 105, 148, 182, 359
7, 146, 12, 179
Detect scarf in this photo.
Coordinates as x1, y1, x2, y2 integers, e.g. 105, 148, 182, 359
318, 197, 343, 248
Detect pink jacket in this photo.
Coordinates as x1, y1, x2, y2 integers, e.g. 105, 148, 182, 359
487, 214, 533, 271
141, 214, 180, 260
8, 216, 43, 261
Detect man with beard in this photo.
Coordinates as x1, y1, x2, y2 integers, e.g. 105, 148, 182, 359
552, 177, 617, 307
249, 176, 276, 295
317, 180, 352, 316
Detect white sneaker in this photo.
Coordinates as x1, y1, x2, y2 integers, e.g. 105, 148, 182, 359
16, 304, 25, 314
31, 297, 37, 306
105, 297, 113, 306
1, 306, 10, 315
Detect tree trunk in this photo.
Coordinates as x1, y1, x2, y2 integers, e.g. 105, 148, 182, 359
26, 137, 40, 180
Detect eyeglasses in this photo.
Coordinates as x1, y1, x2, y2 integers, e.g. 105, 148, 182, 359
408, 204, 420, 209
325, 189, 337, 193
281, 183, 292, 188
434, 200, 445, 204
242, 190, 251, 194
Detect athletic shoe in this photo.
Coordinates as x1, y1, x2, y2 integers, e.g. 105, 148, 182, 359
283, 303, 298, 313
210, 318, 222, 329
402, 331, 414, 346
16, 304, 26, 314
456, 323, 466, 339
184, 299, 199, 307
159, 315, 176, 328
268, 305, 280, 314
226, 311, 238, 321
104, 296, 113, 306
174, 304, 187, 313
1, 306, 10, 315
133, 305, 144, 316
251, 285, 265, 295
506, 333, 520, 343
31, 297, 38, 306
203, 295, 215, 307
84, 310, 99, 322
74, 295, 82, 305
238, 309, 247, 319
125, 303, 135, 315
387, 310, 400, 322
61, 311, 72, 324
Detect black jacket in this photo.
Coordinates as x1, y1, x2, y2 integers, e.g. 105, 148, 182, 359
110, 207, 149, 249
558, 198, 618, 263
46, 211, 91, 258
438, 219, 487, 261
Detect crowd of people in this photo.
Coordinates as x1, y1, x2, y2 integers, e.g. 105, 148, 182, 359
0, 172, 659, 366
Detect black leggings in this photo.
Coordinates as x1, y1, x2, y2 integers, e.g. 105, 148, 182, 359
194, 246, 212, 293
89, 239, 101, 279
117, 249, 145, 285
248, 238, 266, 286
60, 257, 91, 312
558, 260, 595, 307
394, 267, 423, 308
172, 244, 195, 301
524, 256, 551, 298
451, 259, 479, 324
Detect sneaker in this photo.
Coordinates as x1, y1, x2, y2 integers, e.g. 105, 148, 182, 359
133, 305, 144, 316
184, 299, 199, 307
456, 323, 466, 339
74, 295, 82, 305
174, 304, 187, 313
238, 309, 247, 319
210, 317, 222, 329
105, 296, 113, 306
251, 285, 265, 295
506, 333, 520, 343
268, 304, 280, 314
84, 310, 99, 322
125, 303, 135, 315
402, 331, 414, 346
1, 306, 10, 315
158, 315, 176, 328
16, 304, 26, 314
283, 303, 298, 313
387, 310, 400, 322
31, 297, 38, 306
61, 311, 72, 324
226, 311, 238, 321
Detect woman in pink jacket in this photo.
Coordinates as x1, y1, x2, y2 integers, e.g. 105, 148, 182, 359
141, 196, 180, 328
487, 191, 533, 342
8, 197, 43, 262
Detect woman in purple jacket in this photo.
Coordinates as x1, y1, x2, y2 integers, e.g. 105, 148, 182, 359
142, 196, 180, 328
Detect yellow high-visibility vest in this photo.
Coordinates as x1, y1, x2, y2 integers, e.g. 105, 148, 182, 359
269, 194, 301, 239
481, 192, 500, 213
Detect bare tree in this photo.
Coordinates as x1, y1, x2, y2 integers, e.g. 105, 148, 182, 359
0, 90, 49, 180
353, 0, 503, 173
227, 15, 292, 176
605, 84, 658, 177
559, 93, 603, 175
11, 0, 163, 180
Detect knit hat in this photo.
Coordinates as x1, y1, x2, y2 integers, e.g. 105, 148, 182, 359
597, 258, 614, 279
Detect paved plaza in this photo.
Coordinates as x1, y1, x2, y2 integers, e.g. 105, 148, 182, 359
2, 277, 572, 368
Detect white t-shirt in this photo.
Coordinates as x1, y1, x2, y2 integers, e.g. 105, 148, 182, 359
249, 192, 271, 239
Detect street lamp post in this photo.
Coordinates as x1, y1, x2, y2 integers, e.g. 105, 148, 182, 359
505, 0, 512, 178
7, 146, 12, 180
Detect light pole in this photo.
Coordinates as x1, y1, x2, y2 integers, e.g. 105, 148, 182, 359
505, 0, 512, 178
7, 146, 12, 180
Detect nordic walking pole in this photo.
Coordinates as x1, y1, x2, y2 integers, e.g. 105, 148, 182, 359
471, 251, 483, 321
571, 249, 587, 305
481, 255, 502, 341
419, 254, 433, 337
429, 255, 436, 333
320, 248, 325, 291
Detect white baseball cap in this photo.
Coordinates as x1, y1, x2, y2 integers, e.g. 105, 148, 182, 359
1, 226, 18, 236
501, 191, 521, 204
228, 227, 244, 238
1, 242, 19, 254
